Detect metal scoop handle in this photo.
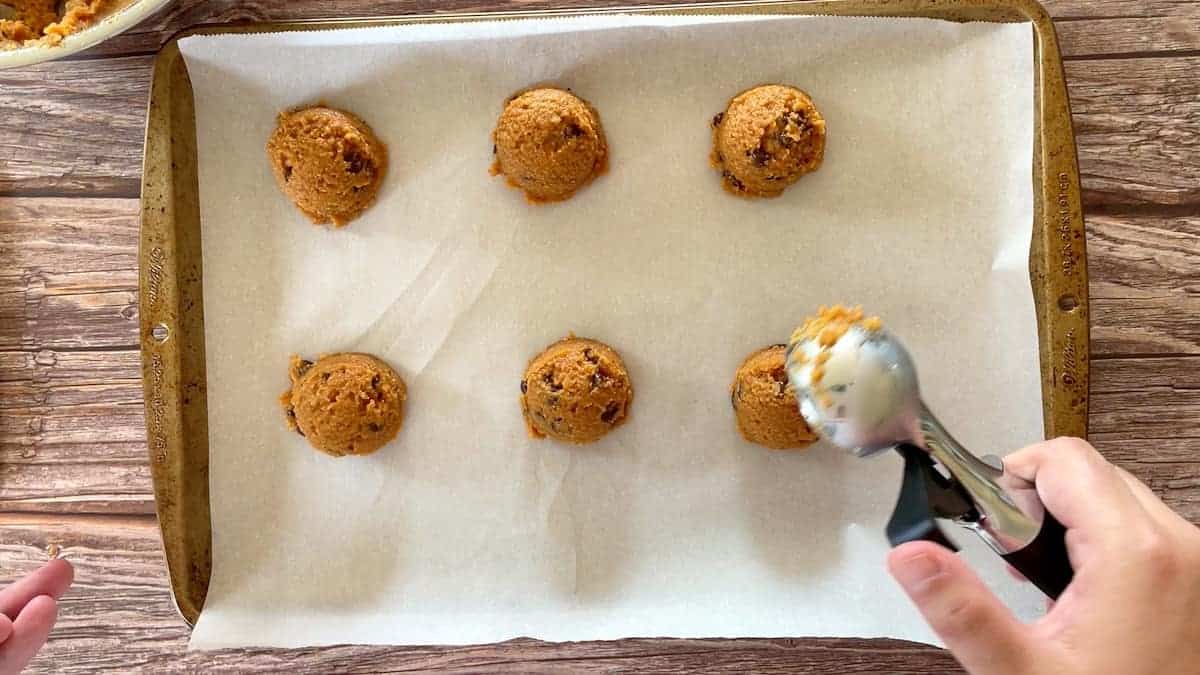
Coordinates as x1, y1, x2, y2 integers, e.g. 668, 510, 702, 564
888, 443, 1073, 598
908, 404, 1074, 599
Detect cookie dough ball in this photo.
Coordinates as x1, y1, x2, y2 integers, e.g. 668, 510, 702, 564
280, 353, 406, 457
731, 345, 817, 450
520, 337, 632, 444
491, 88, 608, 202
711, 84, 826, 198
266, 106, 387, 227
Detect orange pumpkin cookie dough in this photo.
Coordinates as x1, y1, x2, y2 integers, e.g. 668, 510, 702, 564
280, 353, 406, 457
789, 304, 882, 356
266, 105, 388, 227
0, 0, 116, 47
520, 337, 632, 444
711, 84, 826, 198
491, 88, 607, 202
731, 344, 817, 450
787, 304, 883, 410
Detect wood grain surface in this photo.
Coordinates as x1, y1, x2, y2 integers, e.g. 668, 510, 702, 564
1, 0, 1198, 672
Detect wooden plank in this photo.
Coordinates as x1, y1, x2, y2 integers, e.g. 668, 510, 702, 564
0, 198, 147, 512
0, 514, 961, 674
1046, 0, 1200, 58
65, 0, 1200, 60
1088, 355, 1200, 523
1066, 57, 1200, 208
0, 198, 139, 349
1044, 0, 1198, 19
0, 444, 151, 514
0, 59, 150, 197
1090, 357, 1200, 438
0, 276, 138, 350
3, 20, 1200, 206
0, 348, 142, 389
1056, 15, 1200, 59
1088, 214, 1200, 355
0, 343, 150, 514
0, 197, 138, 272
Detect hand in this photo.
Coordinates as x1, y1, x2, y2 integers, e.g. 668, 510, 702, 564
886, 437, 1200, 675
0, 558, 73, 675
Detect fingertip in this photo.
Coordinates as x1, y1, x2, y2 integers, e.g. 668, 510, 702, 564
888, 540, 956, 570
887, 541, 959, 595
39, 559, 74, 600
44, 557, 71, 575
51, 558, 73, 586
0, 613, 12, 644
889, 540, 955, 564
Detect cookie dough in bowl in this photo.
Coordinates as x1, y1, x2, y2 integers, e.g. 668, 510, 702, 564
0, 0, 170, 69
491, 87, 608, 202
2, 0, 117, 45
731, 344, 817, 450
266, 105, 388, 227
520, 336, 632, 444
280, 353, 407, 457
711, 84, 826, 198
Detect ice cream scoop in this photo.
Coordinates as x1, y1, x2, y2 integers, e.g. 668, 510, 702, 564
786, 306, 1073, 598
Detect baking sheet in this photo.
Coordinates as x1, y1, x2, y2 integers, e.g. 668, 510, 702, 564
178, 14, 1043, 649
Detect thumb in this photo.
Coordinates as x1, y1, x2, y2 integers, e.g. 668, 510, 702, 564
888, 542, 1035, 675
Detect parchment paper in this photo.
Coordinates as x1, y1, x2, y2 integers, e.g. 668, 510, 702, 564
178, 14, 1043, 649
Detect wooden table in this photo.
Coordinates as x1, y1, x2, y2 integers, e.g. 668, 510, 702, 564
1, 0, 1197, 671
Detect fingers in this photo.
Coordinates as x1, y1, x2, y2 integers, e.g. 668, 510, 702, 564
0, 559, 73, 620
0, 560, 72, 674
888, 542, 1034, 675
1113, 466, 1193, 531
0, 595, 58, 675
1003, 438, 1143, 538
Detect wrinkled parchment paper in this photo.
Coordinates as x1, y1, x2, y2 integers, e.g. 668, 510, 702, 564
178, 14, 1043, 649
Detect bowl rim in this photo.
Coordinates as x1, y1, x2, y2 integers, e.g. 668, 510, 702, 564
0, 0, 173, 69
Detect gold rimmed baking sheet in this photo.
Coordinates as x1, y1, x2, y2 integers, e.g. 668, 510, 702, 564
140, 0, 1087, 627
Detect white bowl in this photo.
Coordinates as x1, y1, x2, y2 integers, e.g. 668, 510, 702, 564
0, 0, 173, 69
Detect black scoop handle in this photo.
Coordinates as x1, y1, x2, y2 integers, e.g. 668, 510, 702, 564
889, 444, 1074, 599
1001, 512, 1073, 599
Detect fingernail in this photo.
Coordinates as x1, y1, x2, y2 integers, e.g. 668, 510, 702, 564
893, 552, 942, 591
